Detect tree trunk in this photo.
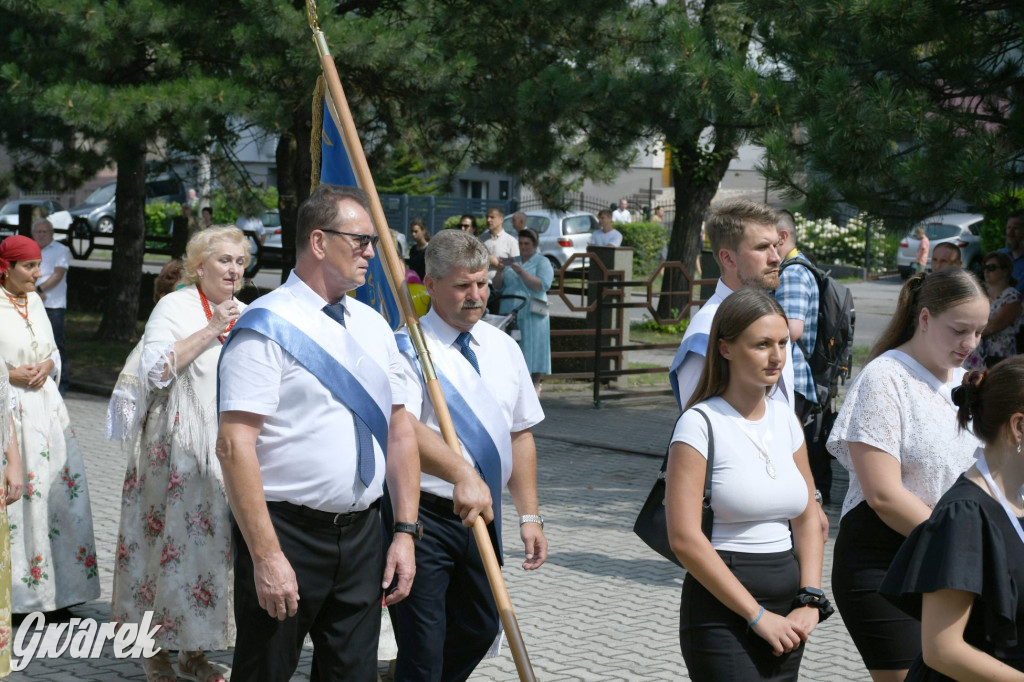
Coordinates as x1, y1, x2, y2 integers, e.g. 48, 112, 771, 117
275, 104, 314, 283
97, 140, 147, 342
657, 136, 737, 319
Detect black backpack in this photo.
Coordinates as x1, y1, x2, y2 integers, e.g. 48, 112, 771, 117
779, 256, 856, 411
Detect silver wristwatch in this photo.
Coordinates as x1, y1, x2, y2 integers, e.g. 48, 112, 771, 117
519, 514, 544, 529
814, 490, 823, 505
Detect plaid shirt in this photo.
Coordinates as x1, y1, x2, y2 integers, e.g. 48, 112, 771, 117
775, 254, 819, 404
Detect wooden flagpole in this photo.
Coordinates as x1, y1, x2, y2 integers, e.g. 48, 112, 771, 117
305, 3, 537, 680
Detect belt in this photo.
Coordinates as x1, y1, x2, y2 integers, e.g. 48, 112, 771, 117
419, 491, 457, 517
266, 499, 379, 527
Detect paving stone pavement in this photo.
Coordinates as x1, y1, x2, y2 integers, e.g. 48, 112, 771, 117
8, 390, 871, 681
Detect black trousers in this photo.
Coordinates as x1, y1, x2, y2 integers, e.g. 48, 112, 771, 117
833, 501, 920, 670
794, 393, 833, 499
387, 493, 500, 682
230, 501, 384, 682
679, 549, 804, 681
45, 307, 68, 396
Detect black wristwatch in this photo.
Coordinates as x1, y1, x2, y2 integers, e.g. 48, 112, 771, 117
793, 586, 835, 622
393, 521, 423, 541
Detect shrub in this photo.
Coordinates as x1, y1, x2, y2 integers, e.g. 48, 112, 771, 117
617, 221, 667, 277
978, 189, 1024, 254
145, 202, 178, 237
795, 212, 894, 272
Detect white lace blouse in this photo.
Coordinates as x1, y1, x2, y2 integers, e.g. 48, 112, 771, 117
827, 350, 980, 519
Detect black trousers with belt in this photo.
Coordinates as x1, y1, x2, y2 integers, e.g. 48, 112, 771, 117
230, 500, 383, 682
386, 491, 501, 682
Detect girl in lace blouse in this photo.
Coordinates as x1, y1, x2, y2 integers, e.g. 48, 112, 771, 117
827, 268, 988, 682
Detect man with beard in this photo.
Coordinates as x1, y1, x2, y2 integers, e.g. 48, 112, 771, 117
669, 199, 795, 411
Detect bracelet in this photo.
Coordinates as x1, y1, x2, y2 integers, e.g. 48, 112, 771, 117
748, 605, 765, 628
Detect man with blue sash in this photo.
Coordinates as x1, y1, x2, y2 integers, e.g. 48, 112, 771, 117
216, 184, 421, 681
669, 198, 795, 412
389, 230, 546, 682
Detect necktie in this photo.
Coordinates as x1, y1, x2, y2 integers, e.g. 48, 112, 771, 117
456, 331, 480, 375
323, 302, 375, 487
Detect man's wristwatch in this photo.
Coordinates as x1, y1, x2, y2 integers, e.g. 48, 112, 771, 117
519, 514, 544, 529
393, 521, 423, 541
793, 586, 834, 622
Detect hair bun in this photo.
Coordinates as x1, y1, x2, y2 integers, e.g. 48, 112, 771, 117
951, 384, 969, 408
954, 370, 986, 424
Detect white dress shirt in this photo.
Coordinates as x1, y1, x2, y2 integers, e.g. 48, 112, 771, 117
37, 240, 71, 309
401, 309, 544, 500
219, 272, 407, 513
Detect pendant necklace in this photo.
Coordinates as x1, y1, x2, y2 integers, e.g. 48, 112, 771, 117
197, 286, 236, 344
2, 285, 39, 352
730, 401, 778, 479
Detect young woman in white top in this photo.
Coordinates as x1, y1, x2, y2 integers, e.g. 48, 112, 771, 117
827, 267, 988, 682
667, 289, 829, 681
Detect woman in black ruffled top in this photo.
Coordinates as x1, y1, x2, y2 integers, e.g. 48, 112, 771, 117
882, 357, 1024, 680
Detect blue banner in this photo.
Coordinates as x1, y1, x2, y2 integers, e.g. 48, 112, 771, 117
320, 98, 403, 330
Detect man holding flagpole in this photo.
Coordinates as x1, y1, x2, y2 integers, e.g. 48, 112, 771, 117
216, 184, 421, 681
389, 229, 547, 682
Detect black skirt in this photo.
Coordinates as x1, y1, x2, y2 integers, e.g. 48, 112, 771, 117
832, 501, 920, 670
679, 549, 803, 681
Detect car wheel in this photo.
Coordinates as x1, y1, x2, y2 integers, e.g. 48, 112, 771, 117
98, 216, 114, 234
546, 255, 562, 271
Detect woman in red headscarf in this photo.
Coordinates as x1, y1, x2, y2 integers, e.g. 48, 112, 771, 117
0, 236, 99, 615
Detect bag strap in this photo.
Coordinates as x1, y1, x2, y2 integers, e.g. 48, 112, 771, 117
660, 408, 715, 540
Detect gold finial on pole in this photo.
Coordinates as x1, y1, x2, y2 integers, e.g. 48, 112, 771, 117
305, 0, 320, 33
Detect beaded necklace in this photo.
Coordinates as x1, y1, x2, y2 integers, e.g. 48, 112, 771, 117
197, 286, 236, 344
2, 285, 38, 352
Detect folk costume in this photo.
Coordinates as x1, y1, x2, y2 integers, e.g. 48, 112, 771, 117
0, 363, 14, 676
109, 285, 242, 650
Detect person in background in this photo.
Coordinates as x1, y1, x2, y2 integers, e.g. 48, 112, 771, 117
0, 235, 99, 616
110, 227, 247, 682
30, 219, 71, 396
0, 362, 24, 678
408, 218, 430, 281
828, 268, 988, 682
612, 198, 632, 223
201, 206, 214, 230
651, 206, 665, 224
914, 225, 929, 274
591, 210, 624, 248
668, 289, 829, 681
964, 251, 1022, 370
929, 242, 961, 272
511, 211, 527, 234
494, 228, 554, 393
881, 359, 1024, 680
458, 214, 478, 234
1004, 209, 1024, 296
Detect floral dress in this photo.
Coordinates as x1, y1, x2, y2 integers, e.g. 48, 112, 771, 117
109, 286, 238, 650
0, 291, 99, 614
964, 287, 1022, 370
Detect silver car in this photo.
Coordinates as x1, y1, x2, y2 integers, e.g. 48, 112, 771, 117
502, 209, 598, 269
896, 212, 984, 278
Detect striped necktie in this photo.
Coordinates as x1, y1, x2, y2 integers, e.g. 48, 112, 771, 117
456, 331, 480, 375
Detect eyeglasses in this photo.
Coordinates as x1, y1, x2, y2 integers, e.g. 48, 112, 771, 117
984, 264, 1003, 272
320, 229, 379, 250
459, 223, 475, 229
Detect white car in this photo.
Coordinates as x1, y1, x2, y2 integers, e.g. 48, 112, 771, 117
896, 212, 984, 278
502, 209, 599, 269
0, 199, 72, 233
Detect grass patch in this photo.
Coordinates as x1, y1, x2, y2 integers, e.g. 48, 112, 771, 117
67, 311, 143, 388
627, 361, 670, 387
852, 345, 871, 369
629, 317, 689, 344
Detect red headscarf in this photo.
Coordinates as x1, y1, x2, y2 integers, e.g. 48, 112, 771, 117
0, 235, 42, 275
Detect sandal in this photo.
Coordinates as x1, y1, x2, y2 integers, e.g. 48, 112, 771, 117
178, 650, 227, 682
141, 649, 176, 682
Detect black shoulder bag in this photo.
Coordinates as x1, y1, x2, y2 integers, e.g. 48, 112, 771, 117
633, 409, 714, 568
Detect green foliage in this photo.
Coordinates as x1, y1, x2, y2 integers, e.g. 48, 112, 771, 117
633, 316, 690, 336
978, 189, 1024, 255
144, 203, 178, 237
796, 212, 895, 272
750, 0, 1024, 222
617, 221, 667, 277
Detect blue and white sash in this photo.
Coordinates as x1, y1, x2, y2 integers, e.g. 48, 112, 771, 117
396, 330, 511, 557
220, 293, 391, 457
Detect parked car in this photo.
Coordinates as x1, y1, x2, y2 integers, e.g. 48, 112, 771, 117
896, 212, 984, 279
502, 209, 599, 269
0, 199, 72, 233
69, 175, 187, 234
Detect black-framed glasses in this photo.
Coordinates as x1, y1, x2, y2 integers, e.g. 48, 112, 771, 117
320, 229, 379, 250
984, 263, 1002, 272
